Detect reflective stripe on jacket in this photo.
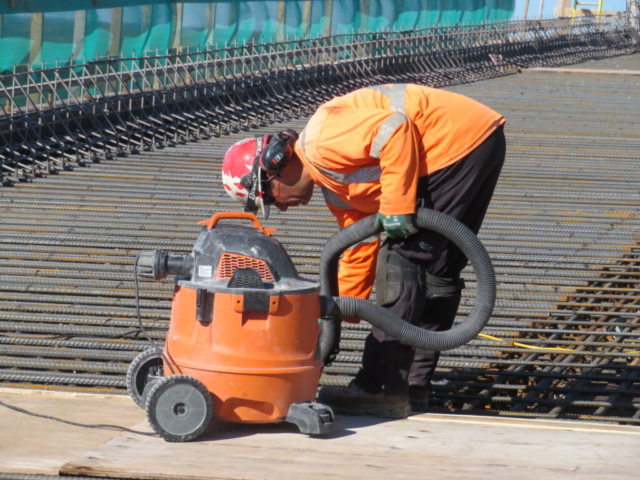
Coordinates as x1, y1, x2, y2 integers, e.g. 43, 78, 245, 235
294, 84, 505, 304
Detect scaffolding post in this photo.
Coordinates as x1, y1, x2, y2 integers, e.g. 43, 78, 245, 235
630, 0, 640, 31
573, 0, 604, 18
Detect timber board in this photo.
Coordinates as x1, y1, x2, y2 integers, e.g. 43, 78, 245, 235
0, 388, 145, 475
61, 413, 640, 480
2, 387, 638, 480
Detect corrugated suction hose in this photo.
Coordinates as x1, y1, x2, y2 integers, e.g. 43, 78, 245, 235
318, 208, 495, 361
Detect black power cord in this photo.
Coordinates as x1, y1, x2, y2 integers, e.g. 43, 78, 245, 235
0, 255, 176, 437
0, 473, 138, 480
0, 399, 155, 436
133, 255, 175, 374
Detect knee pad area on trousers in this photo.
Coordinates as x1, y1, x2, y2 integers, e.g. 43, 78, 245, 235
425, 272, 465, 297
375, 248, 422, 306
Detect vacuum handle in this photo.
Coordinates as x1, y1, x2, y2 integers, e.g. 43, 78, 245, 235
197, 211, 276, 236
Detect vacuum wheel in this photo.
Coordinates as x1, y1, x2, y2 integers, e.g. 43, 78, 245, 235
126, 347, 164, 408
145, 374, 213, 443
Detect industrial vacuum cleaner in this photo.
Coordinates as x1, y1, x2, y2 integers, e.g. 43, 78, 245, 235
127, 209, 496, 442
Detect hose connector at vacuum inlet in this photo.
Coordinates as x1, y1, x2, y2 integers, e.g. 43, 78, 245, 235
137, 250, 194, 280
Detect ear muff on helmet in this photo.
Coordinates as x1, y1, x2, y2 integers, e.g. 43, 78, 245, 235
258, 129, 299, 173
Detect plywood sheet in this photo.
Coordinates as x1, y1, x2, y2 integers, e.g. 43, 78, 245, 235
61, 413, 640, 480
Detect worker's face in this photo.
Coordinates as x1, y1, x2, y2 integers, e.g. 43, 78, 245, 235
266, 173, 313, 212
264, 158, 314, 212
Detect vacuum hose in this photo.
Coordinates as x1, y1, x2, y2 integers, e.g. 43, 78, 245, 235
318, 208, 495, 362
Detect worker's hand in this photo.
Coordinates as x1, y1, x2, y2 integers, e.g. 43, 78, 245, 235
375, 213, 419, 239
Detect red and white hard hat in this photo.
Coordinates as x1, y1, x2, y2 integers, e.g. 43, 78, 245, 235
221, 130, 298, 219
222, 136, 271, 219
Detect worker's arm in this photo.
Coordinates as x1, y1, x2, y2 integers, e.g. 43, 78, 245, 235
312, 108, 422, 217
368, 111, 423, 238
374, 112, 422, 216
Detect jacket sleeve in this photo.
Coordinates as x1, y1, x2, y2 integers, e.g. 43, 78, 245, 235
375, 113, 422, 216
311, 108, 422, 216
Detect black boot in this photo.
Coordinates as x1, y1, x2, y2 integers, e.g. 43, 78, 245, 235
408, 385, 430, 412
317, 381, 410, 419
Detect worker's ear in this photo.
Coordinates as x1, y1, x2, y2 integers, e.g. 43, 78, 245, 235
259, 129, 299, 173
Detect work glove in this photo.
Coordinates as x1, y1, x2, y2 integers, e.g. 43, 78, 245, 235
375, 213, 419, 239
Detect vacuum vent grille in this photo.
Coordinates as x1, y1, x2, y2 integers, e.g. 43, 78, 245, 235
216, 253, 274, 282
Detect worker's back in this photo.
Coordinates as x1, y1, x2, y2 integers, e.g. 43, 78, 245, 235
320, 84, 504, 175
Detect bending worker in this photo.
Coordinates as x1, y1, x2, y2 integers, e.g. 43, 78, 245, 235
221, 83, 506, 419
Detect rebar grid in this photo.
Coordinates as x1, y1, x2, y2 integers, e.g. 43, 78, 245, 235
434, 247, 640, 422
1, 16, 638, 186
0, 29, 639, 423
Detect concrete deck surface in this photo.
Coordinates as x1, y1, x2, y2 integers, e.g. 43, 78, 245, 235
1, 387, 639, 480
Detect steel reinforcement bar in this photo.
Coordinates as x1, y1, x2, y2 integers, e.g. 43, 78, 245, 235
1, 16, 638, 186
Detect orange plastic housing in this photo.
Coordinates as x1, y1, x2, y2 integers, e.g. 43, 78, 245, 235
163, 284, 322, 424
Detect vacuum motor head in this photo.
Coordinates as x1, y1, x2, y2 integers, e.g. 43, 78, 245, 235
136, 220, 305, 289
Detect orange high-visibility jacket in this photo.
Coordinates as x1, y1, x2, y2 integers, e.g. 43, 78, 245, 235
294, 84, 505, 305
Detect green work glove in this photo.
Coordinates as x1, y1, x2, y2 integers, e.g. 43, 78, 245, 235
375, 213, 419, 239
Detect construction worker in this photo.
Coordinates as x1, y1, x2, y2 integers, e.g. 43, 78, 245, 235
222, 83, 506, 418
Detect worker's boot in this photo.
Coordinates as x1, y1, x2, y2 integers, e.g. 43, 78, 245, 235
408, 385, 430, 412
317, 381, 410, 419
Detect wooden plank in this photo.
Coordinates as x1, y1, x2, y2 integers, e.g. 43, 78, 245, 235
524, 67, 640, 76
0, 388, 145, 476
62, 413, 640, 480
410, 412, 640, 435
3, 386, 638, 479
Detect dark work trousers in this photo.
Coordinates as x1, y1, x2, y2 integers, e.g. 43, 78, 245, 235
354, 125, 506, 395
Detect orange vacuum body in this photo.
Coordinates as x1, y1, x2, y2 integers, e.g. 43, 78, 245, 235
166, 266, 322, 423
132, 212, 333, 441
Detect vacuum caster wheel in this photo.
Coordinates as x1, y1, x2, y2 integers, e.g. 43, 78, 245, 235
145, 374, 213, 443
126, 347, 164, 408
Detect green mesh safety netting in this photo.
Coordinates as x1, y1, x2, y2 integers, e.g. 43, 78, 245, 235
0, 0, 514, 72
